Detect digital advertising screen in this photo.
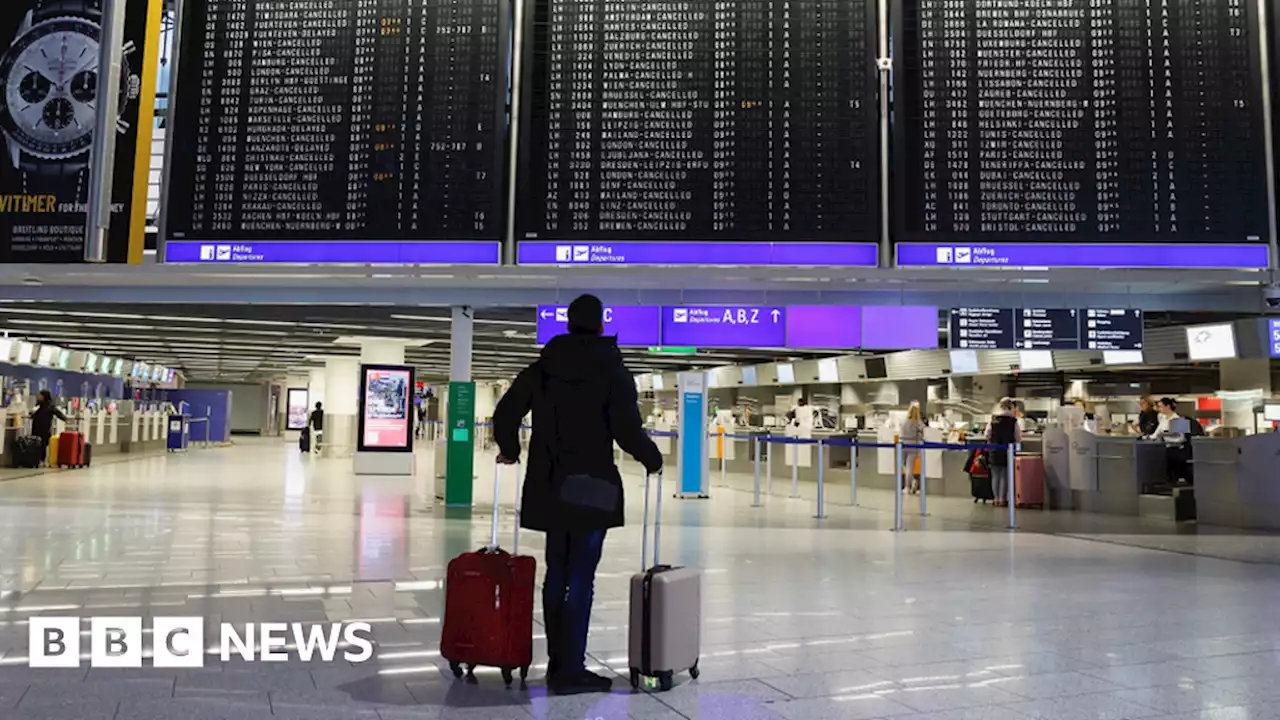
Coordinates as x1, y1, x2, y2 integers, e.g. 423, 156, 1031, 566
358, 365, 414, 453
286, 388, 310, 431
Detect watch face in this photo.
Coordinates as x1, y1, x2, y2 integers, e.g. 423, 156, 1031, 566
0, 18, 101, 159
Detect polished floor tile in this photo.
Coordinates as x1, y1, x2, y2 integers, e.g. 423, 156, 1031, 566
0, 440, 1277, 719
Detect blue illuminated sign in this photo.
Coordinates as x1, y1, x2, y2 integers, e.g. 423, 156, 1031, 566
660, 306, 787, 348
518, 242, 879, 267
165, 241, 501, 264
1270, 319, 1280, 358
896, 243, 1270, 269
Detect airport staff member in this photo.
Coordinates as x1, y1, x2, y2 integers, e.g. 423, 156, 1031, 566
493, 294, 663, 696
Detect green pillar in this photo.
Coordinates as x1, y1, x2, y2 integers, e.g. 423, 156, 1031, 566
444, 381, 476, 507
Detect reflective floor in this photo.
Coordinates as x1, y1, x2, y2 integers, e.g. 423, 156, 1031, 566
0, 439, 1279, 719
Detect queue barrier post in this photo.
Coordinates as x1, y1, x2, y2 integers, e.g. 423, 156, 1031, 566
851, 445, 859, 507
766, 437, 774, 495
893, 437, 904, 532
919, 445, 929, 518
752, 436, 762, 507
789, 440, 800, 499
1007, 442, 1018, 530
814, 440, 826, 519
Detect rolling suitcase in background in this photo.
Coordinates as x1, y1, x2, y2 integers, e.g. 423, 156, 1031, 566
299, 427, 311, 453
58, 431, 84, 468
629, 470, 701, 691
967, 449, 994, 503
46, 435, 60, 468
12, 436, 44, 469
82, 442, 92, 467
1014, 455, 1045, 508
440, 461, 535, 687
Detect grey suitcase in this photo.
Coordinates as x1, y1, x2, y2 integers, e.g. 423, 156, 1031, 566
628, 470, 701, 691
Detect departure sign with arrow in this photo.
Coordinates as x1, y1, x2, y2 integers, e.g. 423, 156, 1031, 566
535, 305, 662, 345
660, 306, 787, 348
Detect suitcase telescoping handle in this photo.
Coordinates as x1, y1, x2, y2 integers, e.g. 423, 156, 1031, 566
640, 470, 664, 571
489, 460, 522, 554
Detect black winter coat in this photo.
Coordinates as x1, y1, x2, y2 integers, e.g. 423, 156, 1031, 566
493, 334, 663, 533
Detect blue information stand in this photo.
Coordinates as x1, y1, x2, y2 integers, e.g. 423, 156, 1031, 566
676, 372, 708, 498
166, 415, 190, 452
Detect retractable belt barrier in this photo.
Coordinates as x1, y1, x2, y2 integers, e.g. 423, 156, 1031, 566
633, 430, 1021, 532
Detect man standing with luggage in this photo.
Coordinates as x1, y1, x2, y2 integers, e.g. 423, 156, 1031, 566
494, 294, 664, 695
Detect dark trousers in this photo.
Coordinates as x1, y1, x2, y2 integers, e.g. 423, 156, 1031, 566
543, 529, 607, 676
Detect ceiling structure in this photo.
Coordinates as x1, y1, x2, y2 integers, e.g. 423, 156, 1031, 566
0, 302, 842, 382
0, 300, 1264, 383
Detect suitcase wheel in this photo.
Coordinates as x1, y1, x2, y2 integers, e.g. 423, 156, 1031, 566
501, 667, 514, 687
449, 661, 463, 679
689, 662, 700, 680
629, 669, 640, 690
520, 665, 529, 683
658, 671, 674, 692
465, 664, 478, 684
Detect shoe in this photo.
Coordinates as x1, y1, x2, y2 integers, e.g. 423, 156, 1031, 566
548, 670, 613, 695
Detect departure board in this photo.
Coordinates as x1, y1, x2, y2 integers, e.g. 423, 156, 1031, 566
165, 0, 507, 243
517, 0, 880, 241
895, 0, 1269, 243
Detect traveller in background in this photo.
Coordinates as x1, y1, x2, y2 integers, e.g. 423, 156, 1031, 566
415, 401, 428, 439
899, 403, 925, 494
986, 398, 1022, 507
309, 401, 324, 454
1136, 396, 1160, 437
493, 293, 663, 695
30, 390, 67, 456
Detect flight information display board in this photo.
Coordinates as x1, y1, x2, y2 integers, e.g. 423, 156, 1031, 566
165, 0, 507, 249
517, 0, 880, 242
894, 0, 1269, 244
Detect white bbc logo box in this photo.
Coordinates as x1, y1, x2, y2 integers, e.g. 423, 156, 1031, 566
29, 617, 373, 668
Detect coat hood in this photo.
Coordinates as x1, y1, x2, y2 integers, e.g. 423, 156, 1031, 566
539, 333, 625, 382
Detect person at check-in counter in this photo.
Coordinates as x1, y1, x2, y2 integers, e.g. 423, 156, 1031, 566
1150, 398, 1202, 485
899, 403, 925, 494
985, 398, 1022, 507
1134, 396, 1160, 437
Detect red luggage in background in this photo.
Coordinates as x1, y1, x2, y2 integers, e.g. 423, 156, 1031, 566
440, 462, 534, 687
1015, 455, 1045, 508
57, 432, 84, 468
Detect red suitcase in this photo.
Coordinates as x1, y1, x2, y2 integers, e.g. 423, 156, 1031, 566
441, 462, 534, 687
58, 432, 84, 468
1015, 455, 1045, 508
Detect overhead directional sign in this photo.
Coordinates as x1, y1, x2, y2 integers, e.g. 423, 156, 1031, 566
951, 308, 1143, 351
536, 305, 939, 350
661, 306, 788, 349
535, 305, 662, 346
1081, 309, 1144, 351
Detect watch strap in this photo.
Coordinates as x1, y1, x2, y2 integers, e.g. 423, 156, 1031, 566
33, 0, 101, 22
20, 160, 89, 202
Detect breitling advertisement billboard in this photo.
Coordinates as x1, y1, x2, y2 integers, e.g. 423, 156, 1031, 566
0, 0, 160, 263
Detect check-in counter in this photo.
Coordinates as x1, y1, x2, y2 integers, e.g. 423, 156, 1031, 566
1194, 433, 1280, 530
1056, 434, 1167, 516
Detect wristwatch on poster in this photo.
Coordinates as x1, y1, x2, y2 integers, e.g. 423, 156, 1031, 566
0, 0, 142, 200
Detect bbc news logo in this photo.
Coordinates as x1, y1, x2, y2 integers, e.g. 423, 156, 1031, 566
28, 618, 374, 668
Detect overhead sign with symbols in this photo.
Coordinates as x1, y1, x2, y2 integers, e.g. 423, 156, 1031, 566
535, 305, 662, 346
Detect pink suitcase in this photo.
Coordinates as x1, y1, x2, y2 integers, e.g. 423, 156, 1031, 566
1015, 455, 1045, 508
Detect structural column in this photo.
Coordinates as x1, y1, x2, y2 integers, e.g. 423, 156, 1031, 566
439, 307, 476, 506
321, 357, 359, 458
1218, 358, 1272, 430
